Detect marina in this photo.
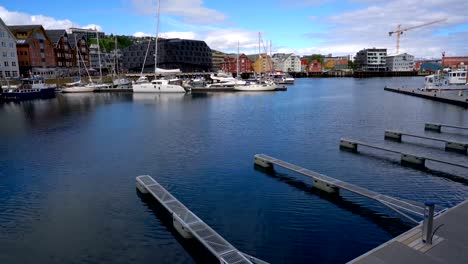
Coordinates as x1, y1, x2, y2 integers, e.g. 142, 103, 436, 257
1, 78, 467, 264
384, 130, 468, 154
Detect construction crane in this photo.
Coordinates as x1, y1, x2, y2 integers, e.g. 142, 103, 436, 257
389, 18, 447, 54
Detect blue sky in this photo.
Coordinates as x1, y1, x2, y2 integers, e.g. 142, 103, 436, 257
1, 0, 467, 57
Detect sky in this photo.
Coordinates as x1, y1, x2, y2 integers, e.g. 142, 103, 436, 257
0, 0, 467, 58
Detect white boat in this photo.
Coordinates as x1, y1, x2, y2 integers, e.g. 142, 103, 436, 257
133, 79, 186, 93
234, 80, 277, 91
423, 68, 467, 90
61, 83, 96, 93
133, 0, 186, 94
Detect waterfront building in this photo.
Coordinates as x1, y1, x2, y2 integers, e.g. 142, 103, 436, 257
271, 53, 301, 72
300, 58, 308, 72
46, 30, 75, 76
0, 18, 19, 79
442, 55, 468, 69
122, 38, 212, 73
211, 50, 226, 71
252, 53, 273, 73
355, 48, 387, 71
308, 60, 322, 73
8, 25, 56, 78
69, 27, 104, 40
68, 33, 90, 70
221, 53, 253, 73
323, 55, 349, 71
386, 53, 414, 71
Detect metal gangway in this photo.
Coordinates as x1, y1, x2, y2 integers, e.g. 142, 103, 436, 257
425, 122, 468, 132
254, 154, 446, 224
384, 130, 468, 154
136, 175, 268, 264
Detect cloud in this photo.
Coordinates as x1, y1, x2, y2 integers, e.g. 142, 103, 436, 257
303, 0, 468, 57
130, 0, 227, 24
0, 6, 103, 30
133, 31, 153, 37
133, 31, 196, 39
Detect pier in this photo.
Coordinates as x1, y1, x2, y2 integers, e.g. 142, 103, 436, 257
135, 175, 268, 264
254, 154, 445, 223
384, 86, 468, 107
339, 138, 468, 172
349, 200, 468, 264
425, 122, 468, 133
384, 130, 468, 154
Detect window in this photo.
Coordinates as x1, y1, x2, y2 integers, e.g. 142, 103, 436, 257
9, 42, 14, 48
12, 71, 17, 77
5, 71, 10, 77
1, 41, 5, 47
11, 52, 15, 57
2, 51, 6, 57
4, 61, 8, 66
12, 61, 16, 66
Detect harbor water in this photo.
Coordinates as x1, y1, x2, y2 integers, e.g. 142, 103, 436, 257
1, 77, 467, 263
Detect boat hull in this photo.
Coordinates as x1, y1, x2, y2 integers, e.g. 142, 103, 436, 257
61, 87, 95, 93
234, 85, 276, 91
133, 83, 186, 93
2, 87, 55, 100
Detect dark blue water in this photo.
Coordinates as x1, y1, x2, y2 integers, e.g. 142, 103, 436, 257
1, 78, 467, 264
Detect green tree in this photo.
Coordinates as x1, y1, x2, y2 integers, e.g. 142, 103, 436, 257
308, 54, 324, 64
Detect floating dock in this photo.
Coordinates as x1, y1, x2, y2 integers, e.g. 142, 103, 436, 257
384, 130, 468, 154
254, 154, 445, 223
136, 175, 268, 264
340, 138, 468, 172
384, 86, 468, 107
349, 200, 468, 264
425, 122, 468, 133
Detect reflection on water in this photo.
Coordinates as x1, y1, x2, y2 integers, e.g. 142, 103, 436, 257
0, 78, 467, 264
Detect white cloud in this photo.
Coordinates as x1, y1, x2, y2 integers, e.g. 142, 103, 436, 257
130, 0, 226, 24
0, 6, 103, 31
133, 31, 153, 37
303, 0, 468, 57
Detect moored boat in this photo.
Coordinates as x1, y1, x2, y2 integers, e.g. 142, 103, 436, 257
1, 77, 56, 100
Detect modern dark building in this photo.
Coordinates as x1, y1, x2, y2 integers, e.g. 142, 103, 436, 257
122, 38, 212, 73
355, 48, 387, 71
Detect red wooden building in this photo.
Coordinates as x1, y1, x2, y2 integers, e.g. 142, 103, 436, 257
221, 53, 253, 73
308, 60, 322, 73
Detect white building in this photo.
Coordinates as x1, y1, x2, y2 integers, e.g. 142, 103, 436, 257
272, 53, 301, 72
355, 48, 387, 71
0, 18, 19, 79
386, 53, 414, 71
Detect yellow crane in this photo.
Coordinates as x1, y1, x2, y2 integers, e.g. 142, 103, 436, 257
389, 18, 447, 54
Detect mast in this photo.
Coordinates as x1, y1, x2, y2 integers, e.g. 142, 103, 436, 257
114, 36, 118, 76
74, 34, 81, 76
236, 40, 239, 78
154, 0, 161, 76
96, 28, 102, 82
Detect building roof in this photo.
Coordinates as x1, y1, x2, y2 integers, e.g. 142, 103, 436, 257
0, 18, 16, 41
8, 24, 52, 45
45, 29, 67, 46
68, 33, 87, 49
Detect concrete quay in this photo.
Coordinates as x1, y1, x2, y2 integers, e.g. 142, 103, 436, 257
349, 200, 468, 264
385, 86, 468, 107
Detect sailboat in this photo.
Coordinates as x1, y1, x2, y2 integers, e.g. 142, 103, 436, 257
133, 0, 186, 93
234, 35, 276, 91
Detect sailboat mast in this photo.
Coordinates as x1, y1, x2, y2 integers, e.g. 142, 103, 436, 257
74, 34, 81, 76
114, 36, 118, 76
237, 41, 239, 78
154, 0, 161, 75
96, 28, 102, 82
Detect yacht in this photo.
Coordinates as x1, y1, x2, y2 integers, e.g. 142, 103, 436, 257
234, 79, 277, 91
133, 0, 186, 93
423, 68, 467, 90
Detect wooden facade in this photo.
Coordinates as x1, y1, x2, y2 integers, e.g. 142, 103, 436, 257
8, 25, 56, 77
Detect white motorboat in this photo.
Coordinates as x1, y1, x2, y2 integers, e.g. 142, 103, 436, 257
61, 83, 96, 93
133, 79, 186, 93
423, 68, 467, 90
234, 80, 276, 91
